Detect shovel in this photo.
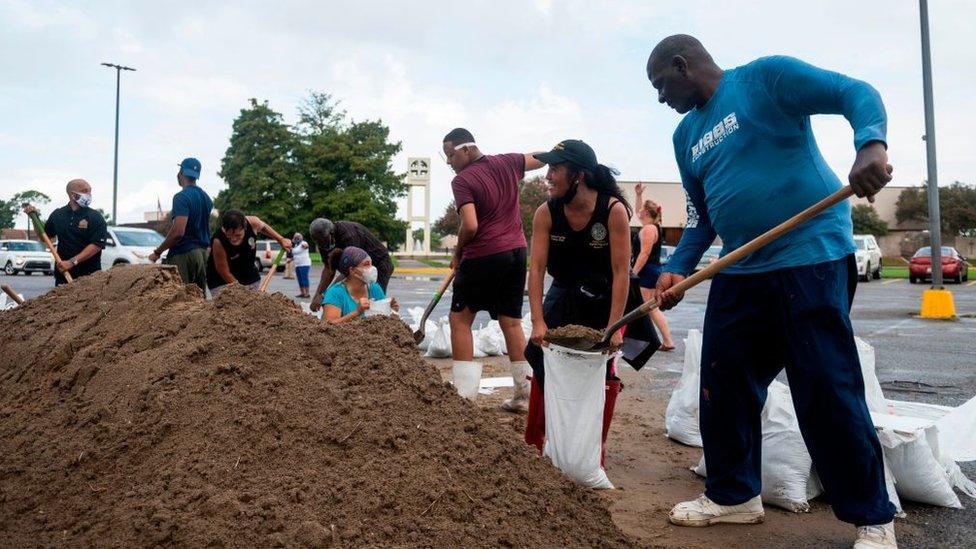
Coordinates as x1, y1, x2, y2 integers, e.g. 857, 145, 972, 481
413, 268, 456, 344
24, 206, 73, 284
258, 248, 286, 293
547, 185, 859, 351
2, 284, 24, 306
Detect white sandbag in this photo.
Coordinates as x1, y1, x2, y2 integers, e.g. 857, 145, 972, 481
875, 423, 962, 508
475, 320, 505, 357
542, 344, 613, 489
855, 336, 887, 415
407, 307, 436, 351
936, 395, 976, 463
365, 298, 393, 317
424, 318, 452, 358
692, 381, 820, 513
664, 330, 702, 447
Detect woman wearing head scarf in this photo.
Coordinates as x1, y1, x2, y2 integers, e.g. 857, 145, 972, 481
322, 246, 397, 323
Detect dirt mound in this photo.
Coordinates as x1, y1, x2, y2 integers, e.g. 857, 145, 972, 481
0, 265, 634, 548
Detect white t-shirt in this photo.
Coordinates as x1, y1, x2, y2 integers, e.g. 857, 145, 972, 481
292, 241, 312, 267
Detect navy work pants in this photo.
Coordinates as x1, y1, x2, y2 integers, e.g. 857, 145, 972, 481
700, 255, 895, 526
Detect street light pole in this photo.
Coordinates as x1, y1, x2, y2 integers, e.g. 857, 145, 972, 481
918, 0, 942, 287
101, 62, 136, 225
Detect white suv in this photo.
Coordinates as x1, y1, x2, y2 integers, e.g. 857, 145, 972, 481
0, 239, 54, 275
853, 234, 883, 282
101, 226, 166, 269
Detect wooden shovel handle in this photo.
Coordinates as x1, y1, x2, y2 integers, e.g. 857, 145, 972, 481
26, 209, 73, 283
259, 248, 287, 293
418, 268, 456, 326
2, 284, 24, 305
602, 186, 855, 339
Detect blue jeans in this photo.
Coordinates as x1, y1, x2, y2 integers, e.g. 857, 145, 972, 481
699, 255, 895, 526
295, 265, 310, 289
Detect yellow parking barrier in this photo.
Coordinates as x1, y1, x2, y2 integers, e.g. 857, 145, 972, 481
919, 288, 956, 319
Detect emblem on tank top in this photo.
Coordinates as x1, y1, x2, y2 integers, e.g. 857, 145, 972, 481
591, 222, 608, 242
248, 237, 255, 249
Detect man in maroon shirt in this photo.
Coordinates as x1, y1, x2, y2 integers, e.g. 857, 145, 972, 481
442, 128, 545, 411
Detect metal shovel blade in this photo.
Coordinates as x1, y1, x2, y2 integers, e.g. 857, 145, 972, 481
413, 328, 426, 345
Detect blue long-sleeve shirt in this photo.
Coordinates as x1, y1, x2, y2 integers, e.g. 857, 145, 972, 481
665, 55, 887, 276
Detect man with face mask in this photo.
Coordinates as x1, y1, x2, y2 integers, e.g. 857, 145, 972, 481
22, 178, 108, 285
206, 209, 292, 297
441, 128, 547, 412
148, 157, 213, 292
646, 35, 897, 548
307, 218, 393, 312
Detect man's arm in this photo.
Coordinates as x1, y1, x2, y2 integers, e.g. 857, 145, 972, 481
247, 216, 292, 250
527, 205, 551, 346
57, 244, 102, 273
451, 203, 478, 269
310, 258, 336, 312
60, 214, 108, 272
150, 216, 187, 262
210, 239, 236, 284
761, 55, 892, 199
524, 153, 546, 172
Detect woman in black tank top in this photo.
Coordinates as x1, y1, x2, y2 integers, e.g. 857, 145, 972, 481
207, 209, 293, 295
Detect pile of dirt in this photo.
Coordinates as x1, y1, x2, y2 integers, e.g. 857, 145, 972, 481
0, 265, 634, 548
545, 325, 605, 346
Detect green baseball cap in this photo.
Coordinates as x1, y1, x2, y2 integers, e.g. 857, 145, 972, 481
533, 139, 598, 170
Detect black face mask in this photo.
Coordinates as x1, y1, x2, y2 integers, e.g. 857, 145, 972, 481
557, 180, 580, 205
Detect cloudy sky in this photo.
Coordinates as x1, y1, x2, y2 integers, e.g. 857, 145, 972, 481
1, 0, 974, 228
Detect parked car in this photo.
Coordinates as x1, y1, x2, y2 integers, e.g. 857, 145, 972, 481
853, 234, 883, 281
255, 240, 286, 272
0, 239, 53, 275
694, 245, 723, 272
909, 246, 971, 284
660, 245, 676, 265
101, 226, 166, 269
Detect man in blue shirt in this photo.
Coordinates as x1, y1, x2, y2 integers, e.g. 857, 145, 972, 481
647, 35, 897, 548
149, 158, 213, 292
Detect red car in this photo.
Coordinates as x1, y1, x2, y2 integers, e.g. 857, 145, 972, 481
909, 246, 971, 284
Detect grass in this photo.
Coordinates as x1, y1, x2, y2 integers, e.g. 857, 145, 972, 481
881, 266, 976, 280
416, 257, 449, 268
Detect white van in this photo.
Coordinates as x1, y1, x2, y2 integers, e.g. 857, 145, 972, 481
0, 239, 54, 275
101, 226, 167, 269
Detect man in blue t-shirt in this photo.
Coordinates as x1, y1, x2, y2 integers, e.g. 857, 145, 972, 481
647, 35, 897, 548
149, 157, 214, 291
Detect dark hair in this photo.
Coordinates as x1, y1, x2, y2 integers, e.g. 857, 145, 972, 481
443, 127, 475, 145
221, 209, 247, 230
562, 163, 632, 217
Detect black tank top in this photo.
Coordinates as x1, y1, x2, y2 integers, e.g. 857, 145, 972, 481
546, 194, 616, 288
647, 224, 663, 266
207, 221, 260, 288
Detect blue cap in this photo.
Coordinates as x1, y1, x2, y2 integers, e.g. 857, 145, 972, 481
179, 157, 202, 179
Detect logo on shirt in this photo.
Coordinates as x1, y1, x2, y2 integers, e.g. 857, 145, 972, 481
684, 189, 700, 229
591, 223, 608, 242
77, 218, 88, 230
691, 112, 739, 163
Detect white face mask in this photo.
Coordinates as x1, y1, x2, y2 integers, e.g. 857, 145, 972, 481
75, 193, 92, 208
360, 266, 378, 285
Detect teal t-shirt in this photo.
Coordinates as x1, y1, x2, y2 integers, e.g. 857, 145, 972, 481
323, 281, 386, 317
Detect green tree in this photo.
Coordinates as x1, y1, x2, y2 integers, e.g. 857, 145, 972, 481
216, 99, 302, 238
896, 182, 976, 236
293, 92, 407, 247
0, 198, 16, 229
433, 201, 459, 236
851, 204, 888, 236
519, 176, 549, 240
10, 190, 50, 237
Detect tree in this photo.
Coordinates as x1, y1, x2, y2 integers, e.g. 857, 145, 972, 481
433, 201, 459, 236
896, 182, 976, 237
94, 208, 113, 224
216, 99, 303, 238
851, 204, 888, 236
9, 190, 50, 237
0, 198, 16, 230
519, 176, 549, 240
293, 92, 407, 248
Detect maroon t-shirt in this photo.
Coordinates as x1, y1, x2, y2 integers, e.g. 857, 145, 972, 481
451, 153, 527, 259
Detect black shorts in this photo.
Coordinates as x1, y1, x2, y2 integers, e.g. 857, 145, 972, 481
451, 247, 526, 319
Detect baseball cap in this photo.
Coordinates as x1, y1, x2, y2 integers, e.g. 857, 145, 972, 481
533, 139, 598, 171
179, 157, 202, 179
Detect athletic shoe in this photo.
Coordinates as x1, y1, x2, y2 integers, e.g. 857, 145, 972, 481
854, 522, 897, 548
668, 494, 764, 527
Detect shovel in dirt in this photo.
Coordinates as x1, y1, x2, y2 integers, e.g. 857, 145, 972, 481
2, 284, 24, 306
546, 185, 861, 352
258, 248, 286, 293
413, 268, 456, 344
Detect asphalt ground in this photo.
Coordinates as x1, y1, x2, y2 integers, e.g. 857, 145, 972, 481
4, 267, 975, 544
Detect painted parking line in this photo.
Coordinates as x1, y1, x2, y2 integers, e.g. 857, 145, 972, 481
882, 279, 901, 285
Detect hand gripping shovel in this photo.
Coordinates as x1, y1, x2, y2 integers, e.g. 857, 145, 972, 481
546, 186, 859, 352
413, 268, 456, 344
258, 248, 286, 293
24, 206, 73, 283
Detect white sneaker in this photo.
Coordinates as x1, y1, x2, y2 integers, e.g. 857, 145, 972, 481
668, 494, 764, 527
854, 522, 897, 548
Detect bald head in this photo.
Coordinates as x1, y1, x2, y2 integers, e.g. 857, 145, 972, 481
646, 34, 722, 114
66, 179, 90, 194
